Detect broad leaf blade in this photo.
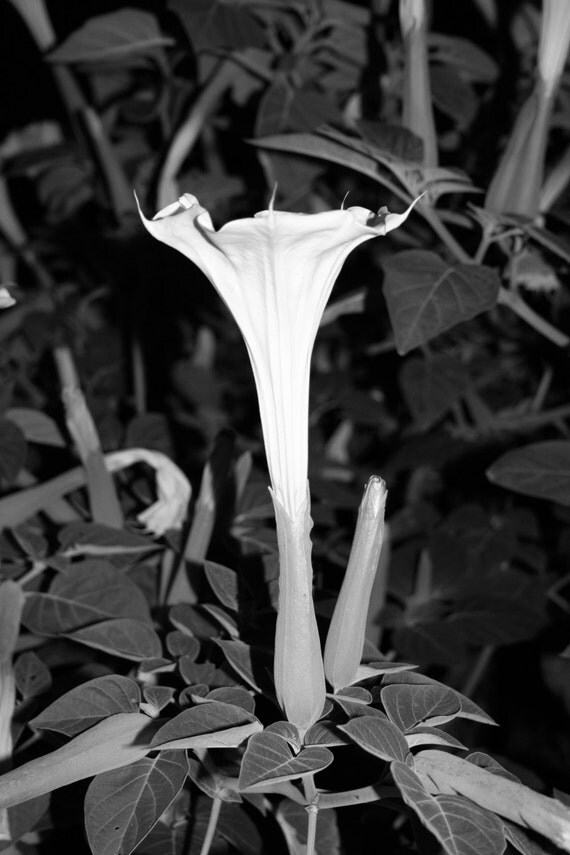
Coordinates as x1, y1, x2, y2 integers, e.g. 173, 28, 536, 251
487, 441, 570, 505
238, 732, 333, 789
30, 675, 141, 736
48, 9, 173, 63
85, 751, 188, 855
381, 684, 461, 731
339, 716, 411, 762
392, 762, 506, 855
150, 701, 259, 748
382, 250, 499, 354
68, 619, 162, 661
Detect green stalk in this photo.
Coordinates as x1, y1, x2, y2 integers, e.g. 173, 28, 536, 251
54, 347, 123, 528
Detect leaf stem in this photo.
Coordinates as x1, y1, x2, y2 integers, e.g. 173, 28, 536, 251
199, 797, 222, 855
497, 286, 570, 347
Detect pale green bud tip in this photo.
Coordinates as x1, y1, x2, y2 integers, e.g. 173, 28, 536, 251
324, 476, 388, 692
400, 0, 426, 34
361, 476, 387, 519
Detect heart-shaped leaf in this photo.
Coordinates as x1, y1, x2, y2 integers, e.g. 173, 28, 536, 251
31, 675, 141, 736
392, 761, 506, 855
382, 250, 500, 354
381, 684, 461, 732
340, 716, 411, 762
238, 732, 333, 789
487, 441, 570, 506
85, 751, 188, 855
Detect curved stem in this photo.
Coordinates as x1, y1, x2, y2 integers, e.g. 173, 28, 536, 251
498, 286, 570, 347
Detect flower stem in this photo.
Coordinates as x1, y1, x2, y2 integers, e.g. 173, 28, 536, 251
199, 797, 222, 855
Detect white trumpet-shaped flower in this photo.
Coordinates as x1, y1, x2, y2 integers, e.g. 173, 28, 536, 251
138, 193, 416, 519
138, 192, 417, 731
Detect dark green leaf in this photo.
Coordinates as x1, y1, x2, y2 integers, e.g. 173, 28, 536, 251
150, 701, 257, 748
430, 66, 477, 128
68, 619, 162, 661
169, 0, 265, 52
2, 795, 49, 849
381, 683, 461, 731
238, 732, 333, 788
382, 251, 500, 354
206, 687, 256, 714
31, 675, 141, 736
48, 9, 173, 64
84, 752, 187, 855
5, 408, 66, 447
399, 355, 470, 429
487, 441, 570, 505
340, 716, 411, 762
429, 34, 499, 83
203, 561, 238, 611
0, 419, 26, 485
391, 762, 506, 855
13, 652, 51, 698
142, 686, 175, 714
357, 120, 423, 162
22, 562, 151, 634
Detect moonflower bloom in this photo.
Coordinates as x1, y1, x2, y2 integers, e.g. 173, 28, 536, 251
138, 193, 417, 731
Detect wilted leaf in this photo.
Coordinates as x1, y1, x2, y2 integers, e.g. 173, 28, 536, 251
340, 716, 411, 762
85, 752, 188, 855
68, 619, 162, 661
392, 761, 506, 855
31, 675, 141, 736
382, 251, 500, 354
487, 441, 570, 506
49, 9, 173, 64
238, 732, 333, 789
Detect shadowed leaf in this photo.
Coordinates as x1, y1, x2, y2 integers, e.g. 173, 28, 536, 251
383, 251, 499, 354
487, 441, 570, 506
85, 752, 188, 855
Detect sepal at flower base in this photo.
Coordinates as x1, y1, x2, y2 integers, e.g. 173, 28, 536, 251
271, 488, 326, 735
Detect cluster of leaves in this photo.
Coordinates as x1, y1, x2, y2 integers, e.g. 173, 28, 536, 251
1, 1, 570, 854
